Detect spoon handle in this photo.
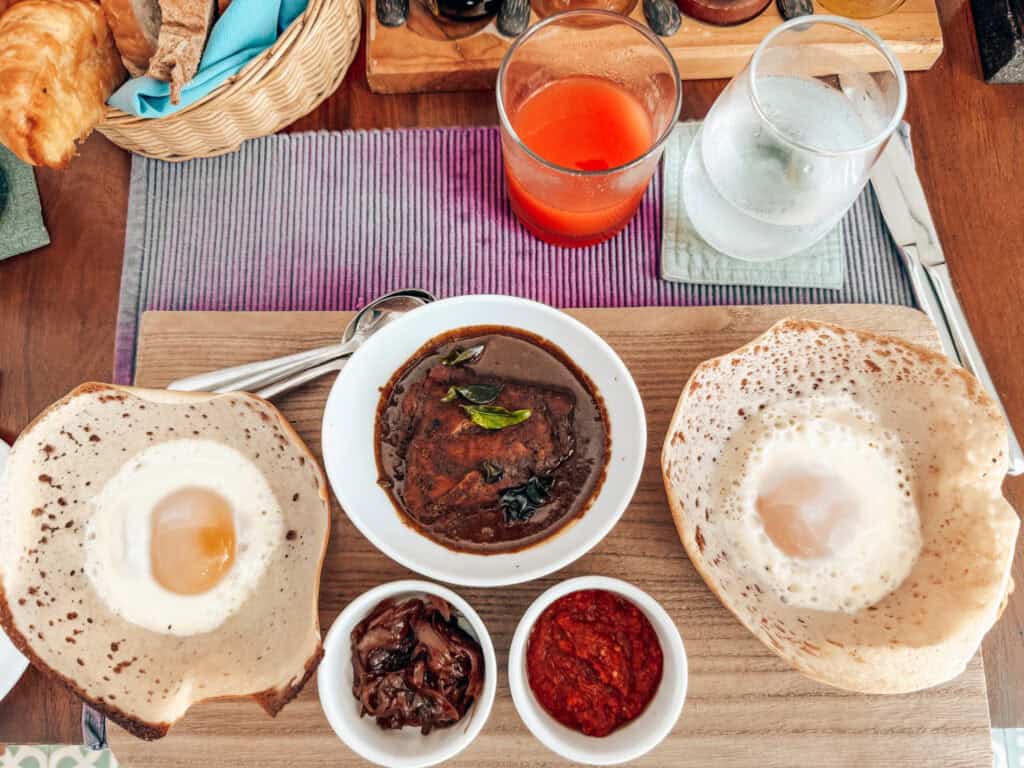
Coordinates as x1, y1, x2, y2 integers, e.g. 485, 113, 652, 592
211, 343, 353, 394
256, 357, 349, 401
168, 342, 346, 393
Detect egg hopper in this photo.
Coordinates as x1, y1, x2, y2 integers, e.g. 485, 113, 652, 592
104, 307, 996, 768
663, 319, 1018, 693
0, 384, 331, 739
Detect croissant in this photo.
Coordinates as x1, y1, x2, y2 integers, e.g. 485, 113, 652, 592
0, 0, 126, 168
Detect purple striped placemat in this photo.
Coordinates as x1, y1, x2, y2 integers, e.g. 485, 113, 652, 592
114, 126, 914, 384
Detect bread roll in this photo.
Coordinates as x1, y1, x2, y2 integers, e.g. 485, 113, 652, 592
0, 0, 126, 168
100, 0, 162, 77
147, 0, 215, 104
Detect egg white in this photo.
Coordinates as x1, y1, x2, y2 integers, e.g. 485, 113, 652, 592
715, 397, 922, 613
84, 439, 283, 636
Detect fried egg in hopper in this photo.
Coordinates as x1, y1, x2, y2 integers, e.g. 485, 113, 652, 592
662, 319, 1019, 693
0, 384, 330, 738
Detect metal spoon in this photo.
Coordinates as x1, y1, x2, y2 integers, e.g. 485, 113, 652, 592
168, 289, 435, 394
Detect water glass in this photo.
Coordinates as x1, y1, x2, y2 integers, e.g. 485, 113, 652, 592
683, 15, 907, 262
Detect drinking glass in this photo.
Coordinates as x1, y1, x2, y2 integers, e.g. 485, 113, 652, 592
497, 10, 682, 248
819, 0, 906, 18
683, 15, 907, 262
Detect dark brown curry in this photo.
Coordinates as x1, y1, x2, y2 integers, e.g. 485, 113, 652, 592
375, 326, 610, 554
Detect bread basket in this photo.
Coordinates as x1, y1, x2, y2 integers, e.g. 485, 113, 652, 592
97, 0, 360, 161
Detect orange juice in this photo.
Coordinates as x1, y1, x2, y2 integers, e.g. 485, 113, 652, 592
505, 76, 655, 247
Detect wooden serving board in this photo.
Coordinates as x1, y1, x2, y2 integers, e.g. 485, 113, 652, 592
366, 0, 943, 93
109, 305, 993, 768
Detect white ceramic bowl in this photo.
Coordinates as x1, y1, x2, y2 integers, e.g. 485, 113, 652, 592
508, 576, 687, 765
318, 580, 497, 768
321, 295, 646, 587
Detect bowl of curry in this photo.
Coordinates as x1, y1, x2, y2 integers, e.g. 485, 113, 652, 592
321, 295, 646, 587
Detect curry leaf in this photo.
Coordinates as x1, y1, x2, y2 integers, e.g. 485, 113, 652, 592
441, 383, 502, 405
480, 461, 504, 484
500, 475, 554, 523
441, 345, 485, 367
462, 404, 531, 430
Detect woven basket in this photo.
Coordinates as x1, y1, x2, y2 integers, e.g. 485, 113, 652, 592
97, 0, 360, 161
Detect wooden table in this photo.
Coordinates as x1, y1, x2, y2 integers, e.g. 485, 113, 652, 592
0, 0, 1020, 747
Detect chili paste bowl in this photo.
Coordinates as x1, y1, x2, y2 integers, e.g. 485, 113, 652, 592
508, 576, 687, 765
321, 295, 646, 587
318, 580, 497, 768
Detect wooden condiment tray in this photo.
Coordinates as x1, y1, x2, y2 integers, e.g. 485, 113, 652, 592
366, 0, 943, 93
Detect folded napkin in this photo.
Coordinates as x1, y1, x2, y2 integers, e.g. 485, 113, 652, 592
107, 0, 308, 119
0, 146, 50, 262
661, 122, 845, 290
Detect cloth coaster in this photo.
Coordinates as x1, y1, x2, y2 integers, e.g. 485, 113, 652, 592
661, 122, 844, 290
0, 146, 50, 262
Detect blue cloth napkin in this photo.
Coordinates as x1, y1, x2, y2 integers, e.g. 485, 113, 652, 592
107, 0, 308, 118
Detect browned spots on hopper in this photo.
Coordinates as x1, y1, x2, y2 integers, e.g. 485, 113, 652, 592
864, 358, 881, 373
31, 508, 44, 517
89, 434, 101, 443
286, 530, 297, 541
694, 526, 705, 553
113, 657, 138, 674
799, 642, 820, 656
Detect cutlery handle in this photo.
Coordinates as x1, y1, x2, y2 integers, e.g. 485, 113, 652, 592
925, 261, 1024, 476
256, 357, 349, 401
901, 245, 960, 360
211, 344, 352, 394
168, 343, 346, 393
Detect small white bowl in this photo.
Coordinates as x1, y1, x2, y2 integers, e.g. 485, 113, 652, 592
321, 295, 646, 587
318, 580, 497, 768
508, 576, 687, 766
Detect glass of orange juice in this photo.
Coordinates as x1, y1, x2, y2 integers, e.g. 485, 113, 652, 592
497, 10, 682, 247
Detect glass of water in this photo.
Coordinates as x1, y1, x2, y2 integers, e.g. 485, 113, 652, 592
683, 15, 907, 262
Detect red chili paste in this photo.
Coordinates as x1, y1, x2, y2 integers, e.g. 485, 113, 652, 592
525, 589, 663, 737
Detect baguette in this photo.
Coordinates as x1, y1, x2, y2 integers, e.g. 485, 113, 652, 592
146, 0, 215, 104
0, 0, 126, 168
99, 0, 162, 77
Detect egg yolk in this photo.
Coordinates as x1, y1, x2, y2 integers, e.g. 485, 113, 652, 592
755, 469, 860, 559
151, 487, 237, 595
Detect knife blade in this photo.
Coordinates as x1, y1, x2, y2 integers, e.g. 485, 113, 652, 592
870, 136, 1024, 476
